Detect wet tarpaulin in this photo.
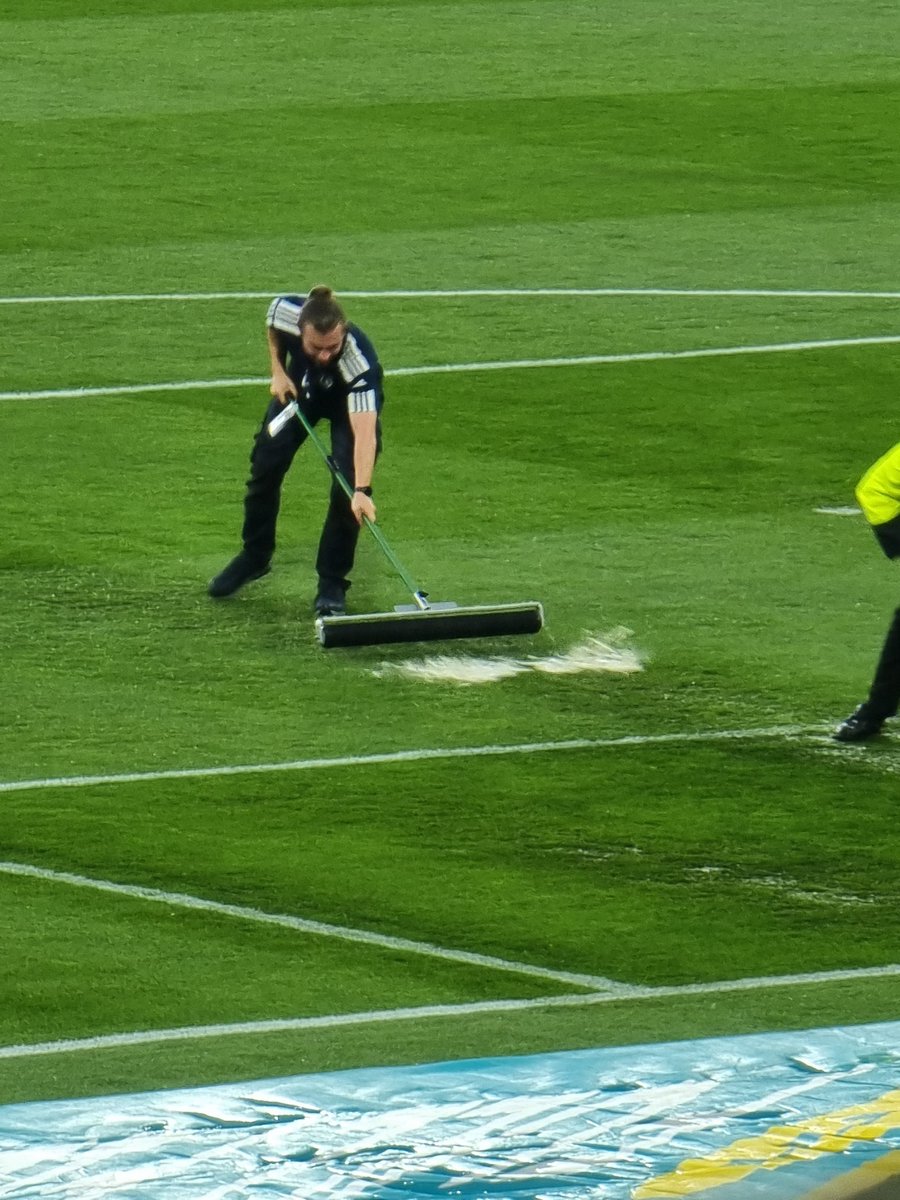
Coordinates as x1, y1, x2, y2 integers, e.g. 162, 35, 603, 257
1, 1021, 899, 1198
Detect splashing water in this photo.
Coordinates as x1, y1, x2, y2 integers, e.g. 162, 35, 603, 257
374, 632, 644, 685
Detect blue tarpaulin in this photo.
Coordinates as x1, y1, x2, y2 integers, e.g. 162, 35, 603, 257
1, 1020, 899, 1197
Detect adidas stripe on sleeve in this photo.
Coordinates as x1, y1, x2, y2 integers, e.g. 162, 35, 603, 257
266, 296, 304, 335
340, 331, 380, 413
348, 387, 378, 414
337, 331, 371, 383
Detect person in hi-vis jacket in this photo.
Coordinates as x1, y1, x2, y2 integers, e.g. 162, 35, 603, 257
835, 441, 900, 742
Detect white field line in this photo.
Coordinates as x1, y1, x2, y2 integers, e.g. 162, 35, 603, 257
0, 860, 624, 993
4, 335, 900, 403
0, 996, 613, 1059
0, 725, 823, 795
3, 965, 899, 1061
2, 286, 900, 303
0, 377, 266, 402
386, 336, 900, 373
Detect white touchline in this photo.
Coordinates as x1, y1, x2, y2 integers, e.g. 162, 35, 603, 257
2, 286, 900, 303
0, 725, 823, 795
0, 860, 626, 993
0, 996, 610, 1059
2, 965, 899, 1061
3, 335, 900, 403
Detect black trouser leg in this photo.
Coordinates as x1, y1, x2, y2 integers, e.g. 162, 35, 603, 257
241, 398, 305, 563
867, 605, 900, 719
314, 416, 382, 588
315, 418, 361, 588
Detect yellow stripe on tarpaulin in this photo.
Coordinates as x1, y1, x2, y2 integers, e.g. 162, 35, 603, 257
634, 1089, 900, 1197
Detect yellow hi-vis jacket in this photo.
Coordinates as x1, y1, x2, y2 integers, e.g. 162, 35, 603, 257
856, 442, 900, 558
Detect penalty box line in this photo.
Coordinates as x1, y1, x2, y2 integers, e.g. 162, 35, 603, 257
0, 860, 625, 994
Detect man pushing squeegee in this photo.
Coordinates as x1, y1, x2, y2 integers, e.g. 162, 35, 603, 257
207, 285, 543, 649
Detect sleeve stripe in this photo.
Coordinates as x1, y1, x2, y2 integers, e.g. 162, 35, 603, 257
267, 297, 303, 334
338, 331, 372, 383
348, 389, 378, 414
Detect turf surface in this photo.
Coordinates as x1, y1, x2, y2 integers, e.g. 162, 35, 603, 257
1, 0, 899, 1106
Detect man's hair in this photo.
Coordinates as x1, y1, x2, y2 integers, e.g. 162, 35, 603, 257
299, 285, 347, 333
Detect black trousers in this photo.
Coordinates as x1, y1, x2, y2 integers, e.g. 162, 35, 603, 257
867, 605, 900, 720
241, 396, 379, 589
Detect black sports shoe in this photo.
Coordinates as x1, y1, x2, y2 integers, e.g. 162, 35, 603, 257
208, 552, 271, 598
833, 703, 884, 743
314, 579, 346, 616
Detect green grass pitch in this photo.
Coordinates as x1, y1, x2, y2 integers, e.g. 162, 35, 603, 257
1, 0, 899, 1105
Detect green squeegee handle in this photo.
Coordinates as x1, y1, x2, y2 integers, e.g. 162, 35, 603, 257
286, 401, 430, 611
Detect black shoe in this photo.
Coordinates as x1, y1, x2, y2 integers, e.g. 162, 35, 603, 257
833, 703, 884, 743
314, 579, 346, 616
208, 552, 271, 598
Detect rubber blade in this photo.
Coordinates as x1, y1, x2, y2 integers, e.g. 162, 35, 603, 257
316, 601, 544, 648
